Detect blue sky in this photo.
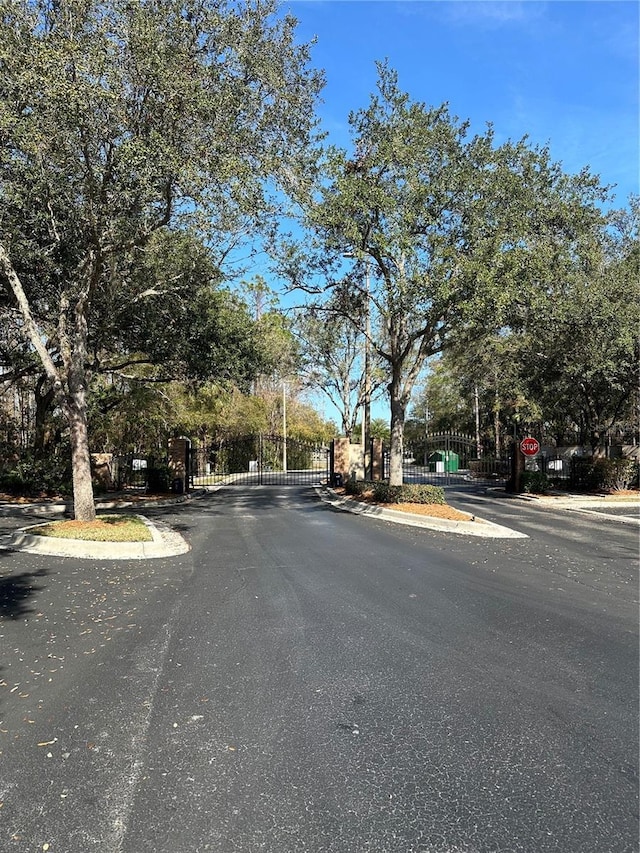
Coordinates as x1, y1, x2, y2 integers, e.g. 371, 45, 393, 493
276, 0, 639, 426
285, 0, 638, 207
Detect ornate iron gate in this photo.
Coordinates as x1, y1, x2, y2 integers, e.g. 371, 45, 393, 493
384, 433, 511, 485
189, 435, 330, 487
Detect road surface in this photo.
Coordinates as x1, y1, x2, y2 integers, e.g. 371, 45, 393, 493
0, 487, 637, 852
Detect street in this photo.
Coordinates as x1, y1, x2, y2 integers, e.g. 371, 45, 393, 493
1, 487, 638, 852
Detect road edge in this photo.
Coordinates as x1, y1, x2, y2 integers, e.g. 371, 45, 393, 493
315, 486, 528, 539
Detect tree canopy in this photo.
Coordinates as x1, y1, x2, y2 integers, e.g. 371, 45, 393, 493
282, 63, 610, 483
410, 198, 639, 454
0, 0, 322, 517
294, 301, 385, 440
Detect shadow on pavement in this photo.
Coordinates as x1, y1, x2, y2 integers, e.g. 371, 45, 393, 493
0, 567, 49, 620
142, 487, 329, 531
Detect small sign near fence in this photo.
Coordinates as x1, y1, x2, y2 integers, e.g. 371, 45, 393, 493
520, 437, 540, 457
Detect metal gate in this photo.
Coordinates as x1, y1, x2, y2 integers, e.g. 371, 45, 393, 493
384, 433, 511, 485
189, 435, 330, 487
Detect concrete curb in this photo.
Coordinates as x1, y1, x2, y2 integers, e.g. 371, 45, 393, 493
315, 487, 528, 539
564, 507, 640, 524
0, 489, 208, 518
0, 515, 190, 560
517, 494, 640, 508
508, 493, 639, 523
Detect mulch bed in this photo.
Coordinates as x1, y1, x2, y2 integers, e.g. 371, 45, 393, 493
334, 487, 476, 522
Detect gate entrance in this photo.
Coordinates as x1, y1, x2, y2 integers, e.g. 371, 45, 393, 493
385, 433, 511, 485
189, 435, 330, 487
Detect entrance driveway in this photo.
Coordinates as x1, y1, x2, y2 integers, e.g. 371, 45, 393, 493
0, 486, 637, 852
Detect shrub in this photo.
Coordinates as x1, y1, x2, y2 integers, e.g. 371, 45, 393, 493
522, 471, 550, 494
0, 454, 72, 496
344, 478, 369, 496
593, 458, 639, 492
369, 480, 446, 504
343, 479, 447, 504
569, 457, 639, 492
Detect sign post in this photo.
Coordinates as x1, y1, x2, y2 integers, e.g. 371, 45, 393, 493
508, 436, 540, 493
520, 437, 540, 457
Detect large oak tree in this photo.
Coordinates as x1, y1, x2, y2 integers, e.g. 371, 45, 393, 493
0, 0, 322, 518
284, 64, 608, 484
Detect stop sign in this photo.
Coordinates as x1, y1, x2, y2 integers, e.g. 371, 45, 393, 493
520, 436, 540, 456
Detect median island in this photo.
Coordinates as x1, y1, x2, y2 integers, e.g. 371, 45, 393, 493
337, 482, 477, 522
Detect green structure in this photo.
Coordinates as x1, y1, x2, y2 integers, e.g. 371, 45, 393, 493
428, 450, 459, 473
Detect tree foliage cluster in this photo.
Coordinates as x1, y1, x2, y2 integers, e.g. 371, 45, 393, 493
279, 63, 619, 483
409, 199, 639, 453
1, 5, 636, 510
0, 0, 322, 516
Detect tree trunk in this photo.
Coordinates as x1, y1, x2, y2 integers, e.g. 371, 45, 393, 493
493, 372, 501, 457
65, 392, 96, 522
0, 244, 97, 521
34, 376, 56, 458
388, 390, 406, 486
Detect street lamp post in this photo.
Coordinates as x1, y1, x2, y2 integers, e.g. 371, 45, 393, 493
282, 380, 287, 474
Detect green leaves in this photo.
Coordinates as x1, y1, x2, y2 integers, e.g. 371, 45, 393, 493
413, 199, 639, 451
291, 62, 612, 481
0, 0, 323, 514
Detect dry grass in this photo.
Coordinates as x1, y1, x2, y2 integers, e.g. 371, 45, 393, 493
32, 515, 153, 542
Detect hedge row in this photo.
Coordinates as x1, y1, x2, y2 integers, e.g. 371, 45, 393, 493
523, 457, 639, 494
344, 479, 446, 505
0, 455, 72, 496
569, 457, 638, 492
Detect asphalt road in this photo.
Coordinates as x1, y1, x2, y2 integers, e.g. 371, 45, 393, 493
0, 487, 638, 853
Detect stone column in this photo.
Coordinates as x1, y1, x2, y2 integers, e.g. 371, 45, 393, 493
330, 438, 351, 485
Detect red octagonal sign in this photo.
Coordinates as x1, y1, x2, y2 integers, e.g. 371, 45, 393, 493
520, 436, 540, 457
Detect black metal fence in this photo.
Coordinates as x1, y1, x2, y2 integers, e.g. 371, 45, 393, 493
110, 454, 170, 492
384, 433, 511, 485
189, 435, 330, 487
528, 454, 640, 492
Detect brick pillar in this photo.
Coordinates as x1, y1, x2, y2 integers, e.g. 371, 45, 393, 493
330, 438, 351, 485
168, 438, 190, 493
370, 439, 383, 481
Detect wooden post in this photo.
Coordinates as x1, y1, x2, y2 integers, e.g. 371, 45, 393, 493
370, 438, 383, 481
168, 437, 190, 493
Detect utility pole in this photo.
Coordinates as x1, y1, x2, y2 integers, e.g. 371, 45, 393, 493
474, 384, 482, 459
363, 259, 371, 479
